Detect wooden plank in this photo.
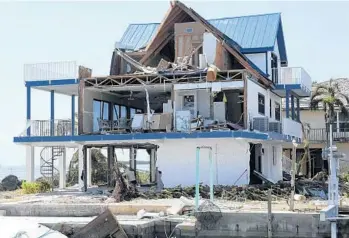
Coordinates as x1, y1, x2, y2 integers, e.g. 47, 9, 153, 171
72, 209, 128, 238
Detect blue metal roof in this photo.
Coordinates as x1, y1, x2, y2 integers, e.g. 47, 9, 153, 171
118, 13, 287, 63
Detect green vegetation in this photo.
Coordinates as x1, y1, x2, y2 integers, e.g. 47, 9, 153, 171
22, 181, 51, 194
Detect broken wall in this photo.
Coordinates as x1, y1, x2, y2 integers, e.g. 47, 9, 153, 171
82, 89, 144, 133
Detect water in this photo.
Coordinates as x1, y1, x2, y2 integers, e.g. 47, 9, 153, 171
0, 165, 41, 180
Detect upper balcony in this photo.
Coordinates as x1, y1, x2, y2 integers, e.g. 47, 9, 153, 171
272, 67, 312, 98
24, 61, 81, 96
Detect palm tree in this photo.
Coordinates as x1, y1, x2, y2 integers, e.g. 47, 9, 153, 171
310, 79, 349, 145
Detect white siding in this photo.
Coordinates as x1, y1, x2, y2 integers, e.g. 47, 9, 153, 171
261, 143, 283, 183
246, 77, 281, 122
245, 53, 267, 74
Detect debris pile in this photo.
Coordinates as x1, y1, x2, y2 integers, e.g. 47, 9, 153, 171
137, 183, 292, 201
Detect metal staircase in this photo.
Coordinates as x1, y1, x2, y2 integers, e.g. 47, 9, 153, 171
40, 146, 64, 187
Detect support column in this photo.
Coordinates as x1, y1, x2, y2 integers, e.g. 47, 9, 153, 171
337, 111, 340, 133
59, 148, 66, 189
50, 90, 55, 136
296, 97, 300, 122
285, 90, 290, 118
78, 145, 84, 191
26, 146, 35, 182
87, 148, 92, 187
150, 149, 156, 183
71, 95, 75, 135
291, 94, 295, 120
26, 86, 31, 136
107, 146, 115, 186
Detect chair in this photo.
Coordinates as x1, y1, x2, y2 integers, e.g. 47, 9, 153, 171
97, 118, 111, 132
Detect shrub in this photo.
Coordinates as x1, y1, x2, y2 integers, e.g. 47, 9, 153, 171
22, 181, 51, 194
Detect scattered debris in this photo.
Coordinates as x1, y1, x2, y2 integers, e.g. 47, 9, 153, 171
72, 209, 127, 238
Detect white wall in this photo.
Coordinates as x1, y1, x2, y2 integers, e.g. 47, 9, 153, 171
156, 138, 250, 187
261, 143, 283, 183
174, 89, 211, 118
246, 77, 281, 123
245, 53, 267, 74
155, 138, 283, 187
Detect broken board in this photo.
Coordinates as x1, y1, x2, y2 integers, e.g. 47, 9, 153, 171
72, 209, 127, 238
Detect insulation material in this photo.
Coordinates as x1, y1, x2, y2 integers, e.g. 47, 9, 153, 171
207, 65, 218, 82
203, 33, 217, 65
174, 22, 205, 62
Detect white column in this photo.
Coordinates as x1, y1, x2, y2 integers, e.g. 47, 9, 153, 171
337, 111, 340, 133
59, 148, 66, 189
78, 145, 84, 191
26, 146, 35, 182
87, 148, 92, 187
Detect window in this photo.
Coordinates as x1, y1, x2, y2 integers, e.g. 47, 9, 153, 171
271, 53, 278, 84
120, 106, 127, 118
185, 28, 193, 33
93, 100, 110, 131
269, 99, 272, 118
258, 93, 265, 115
113, 104, 120, 120
275, 102, 281, 121
130, 108, 136, 119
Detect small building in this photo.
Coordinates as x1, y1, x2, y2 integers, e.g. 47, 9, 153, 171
283, 78, 349, 176
13, 1, 311, 190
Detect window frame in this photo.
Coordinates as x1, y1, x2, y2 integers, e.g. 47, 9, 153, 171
258, 93, 265, 115
275, 102, 281, 121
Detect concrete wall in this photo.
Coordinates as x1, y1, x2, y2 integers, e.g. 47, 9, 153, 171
299, 110, 326, 128
155, 138, 283, 187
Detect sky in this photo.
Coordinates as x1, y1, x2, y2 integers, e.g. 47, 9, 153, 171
0, 0, 349, 166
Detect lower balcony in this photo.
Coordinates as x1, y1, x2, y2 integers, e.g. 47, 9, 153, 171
308, 128, 349, 143
20, 119, 76, 137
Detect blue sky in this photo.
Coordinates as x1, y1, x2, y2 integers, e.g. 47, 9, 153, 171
0, 1, 349, 166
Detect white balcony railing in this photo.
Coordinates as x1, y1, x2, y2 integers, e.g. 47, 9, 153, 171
282, 117, 303, 139
24, 61, 77, 81
271, 67, 312, 93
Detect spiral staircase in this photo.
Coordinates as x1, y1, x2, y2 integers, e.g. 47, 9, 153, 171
40, 146, 64, 187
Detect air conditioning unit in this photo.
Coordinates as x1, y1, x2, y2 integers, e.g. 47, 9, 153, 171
253, 117, 269, 132
269, 122, 282, 134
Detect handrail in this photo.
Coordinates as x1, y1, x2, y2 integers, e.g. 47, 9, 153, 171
18, 119, 77, 137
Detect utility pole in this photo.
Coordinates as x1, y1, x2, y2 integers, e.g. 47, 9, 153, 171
329, 124, 338, 238
290, 139, 297, 211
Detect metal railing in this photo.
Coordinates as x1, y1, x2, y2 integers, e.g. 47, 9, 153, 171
20, 119, 77, 137
308, 128, 349, 143
272, 67, 312, 92
23, 61, 77, 81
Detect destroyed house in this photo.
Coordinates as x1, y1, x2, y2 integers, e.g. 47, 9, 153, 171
14, 1, 312, 190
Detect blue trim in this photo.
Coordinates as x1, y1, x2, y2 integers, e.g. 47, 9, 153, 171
240, 47, 274, 54
50, 90, 55, 136
25, 79, 78, 87
285, 90, 289, 118
26, 86, 31, 136
13, 131, 269, 143
265, 52, 268, 75
291, 94, 295, 120
71, 95, 75, 136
